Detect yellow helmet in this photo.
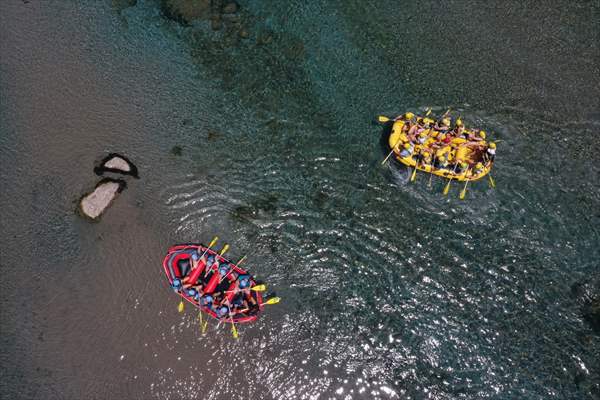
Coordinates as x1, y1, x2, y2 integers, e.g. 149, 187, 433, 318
404, 112, 415, 120
439, 155, 446, 161
489, 142, 496, 149
403, 143, 411, 149
431, 131, 439, 138
461, 161, 468, 167
419, 131, 427, 137
423, 117, 434, 125
439, 133, 446, 140
456, 119, 463, 127
441, 118, 450, 126
476, 162, 483, 169
479, 130, 486, 139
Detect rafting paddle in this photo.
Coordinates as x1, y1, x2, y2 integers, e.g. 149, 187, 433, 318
219, 244, 229, 256
198, 308, 203, 332
177, 297, 185, 313
219, 254, 247, 284
237, 297, 281, 313
225, 284, 266, 294
199, 236, 218, 259
482, 153, 496, 188
377, 115, 391, 123
410, 151, 420, 182
443, 163, 459, 196
459, 169, 471, 200
428, 155, 436, 188
226, 303, 239, 339
263, 297, 280, 305
381, 139, 402, 166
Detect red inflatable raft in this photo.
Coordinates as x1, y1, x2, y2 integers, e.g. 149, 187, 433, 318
162, 244, 264, 324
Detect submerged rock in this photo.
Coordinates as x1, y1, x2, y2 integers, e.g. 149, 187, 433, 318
94, 153, 139, 178
160, 0, 211, 24
583, 297, 600, 334
171, 145, 183, 156
79, 179, 126, 220
222, 2, 238, 14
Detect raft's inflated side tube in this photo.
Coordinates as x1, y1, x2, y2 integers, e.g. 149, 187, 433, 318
163, 247, 204, 281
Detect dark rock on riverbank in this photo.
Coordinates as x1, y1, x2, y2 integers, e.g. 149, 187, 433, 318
78, 178, 126, 220
94, 153, 139, 178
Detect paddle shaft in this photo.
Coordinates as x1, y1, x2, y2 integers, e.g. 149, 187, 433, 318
219, 255, 247, 284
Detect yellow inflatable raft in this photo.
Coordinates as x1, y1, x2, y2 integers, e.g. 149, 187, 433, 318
387, 118, 494, 182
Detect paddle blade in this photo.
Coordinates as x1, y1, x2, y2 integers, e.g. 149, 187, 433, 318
202, 320, 208, 334
178, 300, 184, 313
208, 236, 218, 248
231, 324, 239, 339
488, 174, 496, 188
410, 166, 418, 182
425, 108, 432, 116
443, 180, 451, 195
377, 115, 390, 123
265, 297, 281, 305
251, 284, 267, 292
459, 187, 467, 200
220, 244, 229, 256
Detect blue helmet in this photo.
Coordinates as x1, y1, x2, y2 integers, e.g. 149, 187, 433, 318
239, 275, 250, 289
217, 306, 229, 317
172, 279, 181, 288
200, 295, 213, 306
219, 263, 230, 276
207, 254, 215, 264
191, 251, 200, 261
186, 288, 197, 297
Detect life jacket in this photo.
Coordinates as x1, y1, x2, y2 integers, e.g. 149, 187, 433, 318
435, 146, 451, 158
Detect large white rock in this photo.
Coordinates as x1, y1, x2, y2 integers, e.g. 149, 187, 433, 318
104, 156, 131, 172
79, 180, 124, 219
95, 153, 138, 178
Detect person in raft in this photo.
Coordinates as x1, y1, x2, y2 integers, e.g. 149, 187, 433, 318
182, 250, 207, 289
231, 275, 258, 307
215, 305, 230, 319
486, 142, 496, 162
200, 294, 215, 311
171, 278, 183, 292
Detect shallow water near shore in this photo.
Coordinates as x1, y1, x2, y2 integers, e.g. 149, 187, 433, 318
1, 1, 599, 399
